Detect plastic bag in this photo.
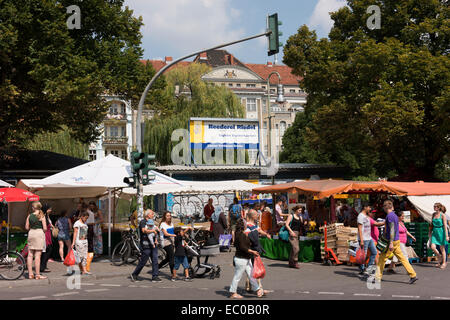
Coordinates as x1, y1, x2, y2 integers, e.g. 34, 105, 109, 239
252, 255, 266, 279
355, 248, 366, 265
64, 249, 76, 266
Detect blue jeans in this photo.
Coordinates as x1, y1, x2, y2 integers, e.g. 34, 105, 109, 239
359, 239, 377, 272
174, 256, 189, 270
132, 247, 159, 278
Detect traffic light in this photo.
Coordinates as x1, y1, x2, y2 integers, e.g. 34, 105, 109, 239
267, 13, 282, 56
142, 154, 156, 185
123, 176, 136, 188
131, 151, 145, 175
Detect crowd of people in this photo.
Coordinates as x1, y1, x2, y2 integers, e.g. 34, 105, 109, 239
24, 200, 104, 278
356, 199, 449, 285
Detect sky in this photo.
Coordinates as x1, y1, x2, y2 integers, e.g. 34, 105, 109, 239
123, 0, 348, 65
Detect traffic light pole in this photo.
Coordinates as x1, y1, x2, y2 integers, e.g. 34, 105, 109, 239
134, 30, 272, 222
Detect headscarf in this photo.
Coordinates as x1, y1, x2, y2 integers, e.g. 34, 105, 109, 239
211, 205, 223, 224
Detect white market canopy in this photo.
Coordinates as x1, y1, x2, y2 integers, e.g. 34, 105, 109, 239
0, 179, 13, 187
122, 179, 262, 196
16, 155, 181, 199
407, 195, 450, 223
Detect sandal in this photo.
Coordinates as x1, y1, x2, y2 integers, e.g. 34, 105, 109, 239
440, 263, 447, 270
35, 275, 47, 280
256, 289, 265, 298
28, 275, 35, 279
230, 293, 243, 299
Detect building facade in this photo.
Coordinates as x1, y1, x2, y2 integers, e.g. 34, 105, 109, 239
147, 51, 306, 164
89, 95, 133, 161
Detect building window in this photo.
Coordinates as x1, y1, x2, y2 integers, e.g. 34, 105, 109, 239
270, 89, 275, 93
271, 104, 282, 112
262, 86, 266, 89
275, 124, 279, 130
246, 98, 256, 112
263, 121, 267, 129
280, 121, 287, 138
108, 150, 120, 157
236, 83, 241, 87
89, 150, 96, 161
246, 83, 256, 88
228, 83, 233, 87
290, 89, 296, 93
121, 126, 126, 137
121, 150, 127, 160
109, 126, 119, 137
291, 104, 305, 112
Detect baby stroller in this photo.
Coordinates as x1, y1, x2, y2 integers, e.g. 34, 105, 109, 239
185, 236, 221, 279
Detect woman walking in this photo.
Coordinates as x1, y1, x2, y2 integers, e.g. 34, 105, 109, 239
387, 211, 415, 273
158, 211, 176, 276
229, 219, 264, 299
72, 211, 90, 275
429, 203, 448, 269
211, 205, 228, 241
56, 210, 72, 262
25, 202, 47, 280
285, 206, 304, 269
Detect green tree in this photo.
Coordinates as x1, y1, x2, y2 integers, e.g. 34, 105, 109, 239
143, 63, 245, 164
282, 0, 449, 180
0, 0, 152, 147
22, 126, 89, 159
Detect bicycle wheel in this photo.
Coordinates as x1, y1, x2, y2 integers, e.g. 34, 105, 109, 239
111, 240, 130, 266
157, 248, 168, 268
0, 251, 25, 280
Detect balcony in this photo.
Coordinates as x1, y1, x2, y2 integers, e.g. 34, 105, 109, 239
103, 136, 128, 145
104, 112, 127, 121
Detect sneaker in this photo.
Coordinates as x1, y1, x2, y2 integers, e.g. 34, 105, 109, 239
152, 276, 162, 283
184, 277, 193, 282
409, 277, 418, 284
171, 277, 177, 282
130, 273, 141, 282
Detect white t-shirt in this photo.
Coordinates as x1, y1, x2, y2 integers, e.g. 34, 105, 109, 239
86, 210, 95, 224
357, 212, 372, 241
160, 222, 175, 246
73, 220, 88, 245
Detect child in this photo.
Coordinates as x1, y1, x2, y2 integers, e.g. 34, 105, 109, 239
172, 226, 193, 282
146, 218, 158, 248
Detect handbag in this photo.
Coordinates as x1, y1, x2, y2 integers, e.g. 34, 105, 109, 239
52, 226, 59, 238
278, 214, 294, 242
376, 235, 389, 253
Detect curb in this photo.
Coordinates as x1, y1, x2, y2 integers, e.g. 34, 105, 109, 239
0, 272, 131, 289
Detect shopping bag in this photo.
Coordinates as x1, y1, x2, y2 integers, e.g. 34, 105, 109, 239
64, 249, 76, 266
252, 255, 266, 279
278, 226, 289, 242
219, 234, 232, 247
355, 248, 366, 265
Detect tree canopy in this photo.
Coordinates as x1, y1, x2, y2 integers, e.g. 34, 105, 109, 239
281, 0, 449, 180
1, 0, 158, 147
143, 63, 245, 164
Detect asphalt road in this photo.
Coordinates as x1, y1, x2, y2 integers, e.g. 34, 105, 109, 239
1, 251, 450, 301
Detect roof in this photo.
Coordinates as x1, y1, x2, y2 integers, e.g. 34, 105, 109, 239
193, 50, 248, 69
156, 163, 342, 173
141, 59, 192, 73
245, 63, 303, 86
252, 180, 450, 197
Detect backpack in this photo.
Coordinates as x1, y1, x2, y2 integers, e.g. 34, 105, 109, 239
230, 204, 241, 219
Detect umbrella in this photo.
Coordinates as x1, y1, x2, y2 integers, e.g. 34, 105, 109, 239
0, 180, 13, 188
0, 188, 40, 251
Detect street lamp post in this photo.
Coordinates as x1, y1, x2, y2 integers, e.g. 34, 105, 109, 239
265, 72, 285, 185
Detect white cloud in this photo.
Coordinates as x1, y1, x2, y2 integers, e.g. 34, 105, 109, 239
124, 0, 246, 58
309, 0, 347, 35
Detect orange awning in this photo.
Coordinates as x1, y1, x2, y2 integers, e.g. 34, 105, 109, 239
252, 180, 450, 198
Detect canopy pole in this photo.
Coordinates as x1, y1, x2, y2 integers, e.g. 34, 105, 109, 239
330, 196, 336, 223
6, 204, 10, 252
108, 189, 112, 257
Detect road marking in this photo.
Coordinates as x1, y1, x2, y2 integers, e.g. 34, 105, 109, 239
139, 285, 149, 288
296, 291, 310, 294
198, 288, 209, 290
53, 292, 80, 297
160, 286, 177, 289
431, 296, 450, 300
85, 288, 110, 293
129, 285, 138, 288
81, 283, 95, 286
20, 296, 47, 300
392, 295, 420, 299
354, 293, 381, 297
100, 284, 121, 287
318, 292, 344, 295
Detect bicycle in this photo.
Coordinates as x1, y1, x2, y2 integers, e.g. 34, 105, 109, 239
111, 227, 167, 267
0, 244, 26, 280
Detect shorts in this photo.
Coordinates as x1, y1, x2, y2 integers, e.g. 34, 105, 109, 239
174, 256, 189, 270
57, 232, 70, 241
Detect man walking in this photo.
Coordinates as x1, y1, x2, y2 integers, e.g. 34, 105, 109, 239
375, 200, 418, 284
130, 210, 162, 282
357, 202, 377, 275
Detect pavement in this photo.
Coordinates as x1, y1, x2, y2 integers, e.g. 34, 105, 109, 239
1, 250, 450, 300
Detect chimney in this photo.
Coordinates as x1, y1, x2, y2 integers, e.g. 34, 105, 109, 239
267, 61, 273, 67
199, 52, 207, 60
165, 56, 173, 63
230, 55, 234, 65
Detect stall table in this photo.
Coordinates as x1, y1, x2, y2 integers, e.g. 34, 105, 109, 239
260, 237, 322, 262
